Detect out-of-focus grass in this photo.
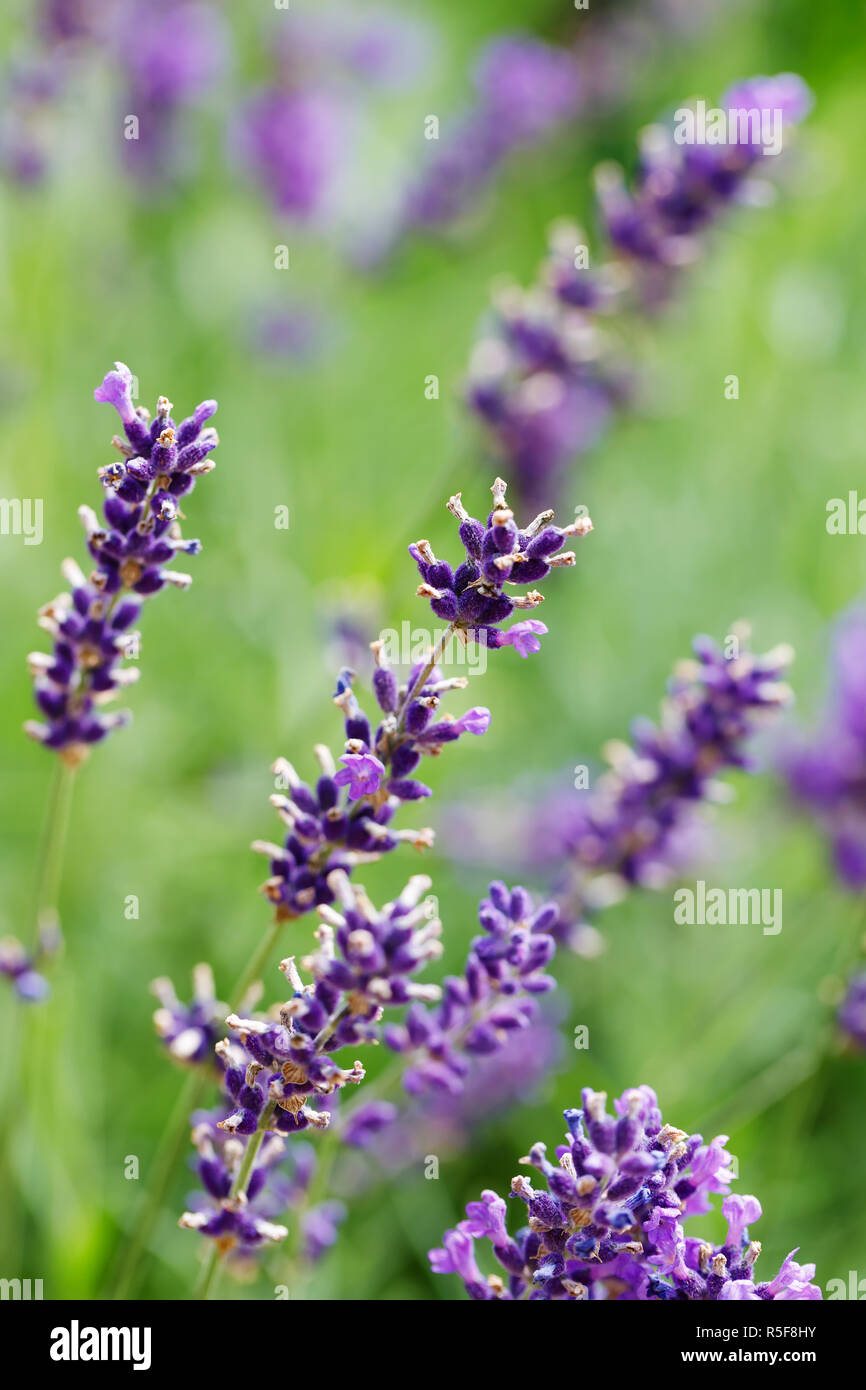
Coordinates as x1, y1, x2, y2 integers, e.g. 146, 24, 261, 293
0, 0, 865, 1299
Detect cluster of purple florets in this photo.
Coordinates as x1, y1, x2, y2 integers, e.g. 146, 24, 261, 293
254, 668, 487, 921
25, 363, 218, 759
430, 1086, 821, 1301
384, 882, 559, 1097
410, 476, 591, 653
597, 75, 812, 294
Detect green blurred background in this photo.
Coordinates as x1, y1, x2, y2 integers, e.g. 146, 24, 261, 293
1, 0, 865, 1299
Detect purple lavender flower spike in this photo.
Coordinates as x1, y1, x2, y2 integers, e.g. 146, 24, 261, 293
781, 605, 866, 889
384, 882, 560, 1097
152, 964, 225, 1068
430, 1087, 821, 1300
838, 971, 866, 1050
247, 478, 578, 923
210, 872, 443, 1138
409, 476, 591, 654
596, 74, 812, 298
24, 364, 218, 763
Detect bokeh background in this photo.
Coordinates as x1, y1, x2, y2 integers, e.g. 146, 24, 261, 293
1, 0, 865, 1300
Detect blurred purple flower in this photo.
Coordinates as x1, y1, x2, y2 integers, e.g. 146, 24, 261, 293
0, 924, 60, 1003
234, 86, 348, 221
114, 0, 228, 187
781, 606, 866, 889
839, 972, 866, 1050
465, 75, 811, 511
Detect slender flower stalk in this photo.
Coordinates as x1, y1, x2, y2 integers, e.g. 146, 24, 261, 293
430, 1086, 821, 1300
465, 75, 812, 510
111, 916, 285, 1300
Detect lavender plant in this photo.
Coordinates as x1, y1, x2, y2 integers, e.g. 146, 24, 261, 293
430, 1086, 821, 1300
465, 75, 812, 510
116, 475, 590, 1297
175, 871, 566, 1297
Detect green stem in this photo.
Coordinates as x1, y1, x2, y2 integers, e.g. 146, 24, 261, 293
32, 758, 76, 943
195, 1100, 277, 1301
277, 1056, 405, 1288
109, 912, 289, 1299
392, 624, 456, 739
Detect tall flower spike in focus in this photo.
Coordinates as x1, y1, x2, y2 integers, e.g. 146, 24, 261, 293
253, 479, 588, 922
24, 362, 218, 764
430, 1087, 821, 1300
